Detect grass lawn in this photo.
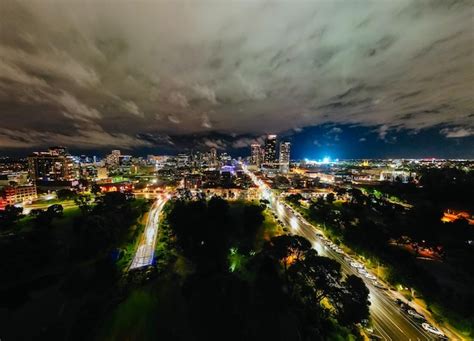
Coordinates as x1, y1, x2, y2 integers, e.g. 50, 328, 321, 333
99, 277, 192, 341
99, 289, 159, 340
116, 201, 152, 271
256, 209, 283, 248
6, 203, 80, 234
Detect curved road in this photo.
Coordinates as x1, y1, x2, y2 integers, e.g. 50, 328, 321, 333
130, 196, 168, 269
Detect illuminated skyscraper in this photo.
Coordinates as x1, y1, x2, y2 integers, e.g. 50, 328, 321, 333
210, 148, 218, 167
106, 150, 121, 166
28, 147, 76, 182
263, 134, 277, 165
279, 141, 291, 173
250, 144, 261, 167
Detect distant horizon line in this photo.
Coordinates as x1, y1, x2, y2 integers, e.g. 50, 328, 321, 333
0, 153, 473, 162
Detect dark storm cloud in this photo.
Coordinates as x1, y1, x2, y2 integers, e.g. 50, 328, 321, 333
0, 0, 473, 150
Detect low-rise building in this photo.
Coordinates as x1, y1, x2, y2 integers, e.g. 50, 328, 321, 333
1, 185, 37, 206
97, 182, 133, 193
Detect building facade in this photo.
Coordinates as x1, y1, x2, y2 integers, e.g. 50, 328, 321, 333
105, 150, 121, 167
263, 134, 277, 166
279, 141, 291, 173
2, 185, 37, 205
209, 148, 218, 167
28, 147, 76, 182
250, 144, 262, 167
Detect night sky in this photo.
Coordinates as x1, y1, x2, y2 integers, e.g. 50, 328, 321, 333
1, 0, 473, 158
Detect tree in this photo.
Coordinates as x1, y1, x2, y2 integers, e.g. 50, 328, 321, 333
335, 275, 370, 325
348, 188, 365, 205
74, 194, 93, 216
0, 205, 23, 228
56, 189, 76, 200
289, 249, 342, 304
33, 204, 63, 228
240, 204, 265, 251
325, 193, 336, 204
34, 210, 55, 228
286, 193, 303, 205
95, 191, 134, 212
309, 200, 331, 223
48, 204, 64, 217
335, 187, 347, 198
29, 208, 44, 218
76, 215, 117, 253
91, 183, 101, 195
265, 235, 312, 294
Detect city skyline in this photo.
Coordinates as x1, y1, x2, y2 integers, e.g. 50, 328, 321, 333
2, 123, 474, 160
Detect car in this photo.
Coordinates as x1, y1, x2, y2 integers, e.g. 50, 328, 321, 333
350, 261, 363, 269
335, 248, 344, 254
421, 323, 445, 337
344, 256, 352, 262
364, 273, 377, 280
372, 281, 387, 290
407, 309, 426, 321
358, 268, 368, 275
395, 298, 405, 306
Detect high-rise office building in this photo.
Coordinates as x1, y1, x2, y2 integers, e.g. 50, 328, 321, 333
263, 134, 277, 165
105, 150, 121, 167
279, 141, 291, 173
210, 148, 218, 167
176, 153, 190, 167
250, 144, 261, 167
28, 147, 76, 182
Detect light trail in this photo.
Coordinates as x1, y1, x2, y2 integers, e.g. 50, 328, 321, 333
130, 196, 168, 269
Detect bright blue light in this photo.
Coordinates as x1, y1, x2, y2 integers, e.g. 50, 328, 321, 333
322, 156, 331, 164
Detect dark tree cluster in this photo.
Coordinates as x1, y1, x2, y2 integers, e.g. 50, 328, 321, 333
162, 199, 369, 340
30, 203, 64, 228
263, 235, 370, 327
167, 196, 265, 271
72, 191, 148, 258
0, 204, 23, 229
418, 168, 474, 206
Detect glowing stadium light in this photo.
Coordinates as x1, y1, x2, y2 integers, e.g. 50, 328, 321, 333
322, 156, 331, 164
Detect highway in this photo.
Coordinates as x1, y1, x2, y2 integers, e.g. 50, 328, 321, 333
130, 196, 168, 269
281, 202, 436, 340
244, 167, 443, 340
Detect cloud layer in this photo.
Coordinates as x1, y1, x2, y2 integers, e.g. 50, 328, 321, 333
1, 0, 473, 151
